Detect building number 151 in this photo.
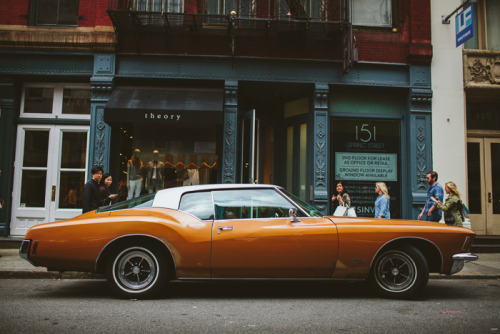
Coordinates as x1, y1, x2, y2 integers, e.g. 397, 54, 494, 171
355, 124, 377, 143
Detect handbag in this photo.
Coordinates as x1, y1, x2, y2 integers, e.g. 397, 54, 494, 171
333, 205, 347, 216
444, 216, 455, 225
346, 207, 357, 217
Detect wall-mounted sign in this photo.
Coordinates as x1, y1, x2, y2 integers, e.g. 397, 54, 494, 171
335, 152, 397, 181
456, 3, 474, 47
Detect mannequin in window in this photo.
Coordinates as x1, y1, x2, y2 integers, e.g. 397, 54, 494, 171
184, 154, 200, 186
127, 149, 143, 199
146, 150, 164, 194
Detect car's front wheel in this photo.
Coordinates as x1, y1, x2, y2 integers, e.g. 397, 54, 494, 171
370, 245, 429, 299
106, 244, 168, 298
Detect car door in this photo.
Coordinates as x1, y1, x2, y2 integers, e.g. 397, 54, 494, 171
211, 188, 338, 278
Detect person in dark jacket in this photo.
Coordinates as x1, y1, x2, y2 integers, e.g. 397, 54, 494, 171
82, 166, 103, 213
99, 173, 117, 206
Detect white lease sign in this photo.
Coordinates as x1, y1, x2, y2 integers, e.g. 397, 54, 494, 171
335, 152, 397, 181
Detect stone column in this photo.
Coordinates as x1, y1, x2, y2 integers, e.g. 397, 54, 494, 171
312, 84, 330, 214
222, 81, 238, 184
89, 54, 115, 174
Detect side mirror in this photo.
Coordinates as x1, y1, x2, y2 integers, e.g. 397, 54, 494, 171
289, 207, 301, 223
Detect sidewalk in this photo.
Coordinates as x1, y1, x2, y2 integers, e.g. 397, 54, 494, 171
1, 247, 499, 279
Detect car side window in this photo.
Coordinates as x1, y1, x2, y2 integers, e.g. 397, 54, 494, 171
179, 191, 214, 220
212, 189, 297, 220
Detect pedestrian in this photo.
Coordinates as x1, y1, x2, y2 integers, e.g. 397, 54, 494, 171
418, 171, 444, 222
431, 181, 463, 227
82, 166, 103, 213
331, 181, 351, 212
374, 182, 390, 219
99, 173, 118, 206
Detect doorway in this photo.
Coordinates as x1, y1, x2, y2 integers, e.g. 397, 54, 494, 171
10, 125, 89, 236
467, 137, 500, 235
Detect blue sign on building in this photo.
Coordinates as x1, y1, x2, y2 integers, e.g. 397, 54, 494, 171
456, 4, 474, 47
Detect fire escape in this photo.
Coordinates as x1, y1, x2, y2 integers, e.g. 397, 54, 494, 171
107, 0, 355, 73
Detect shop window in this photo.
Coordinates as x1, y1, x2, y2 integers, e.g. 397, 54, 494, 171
464, 0, 500, 50
21, 84, 91, 119
331, 118, 401, 218
466, 102, 500, 131
117, 122, 220, 198
31, 0, 79, 26
352, 0, 392, 27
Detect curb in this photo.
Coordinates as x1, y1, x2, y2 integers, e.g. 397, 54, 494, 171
0, 271, 498, 280
0, 271, 104, 279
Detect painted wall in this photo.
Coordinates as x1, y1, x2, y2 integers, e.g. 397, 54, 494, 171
430, 0, 467, 203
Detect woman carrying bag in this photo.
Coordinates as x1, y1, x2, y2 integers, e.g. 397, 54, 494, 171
431, 181, 463, 227
332, 181, 355, 216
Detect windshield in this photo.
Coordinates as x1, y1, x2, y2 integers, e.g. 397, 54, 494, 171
96, 193, 155, 213
280, 189, 323, 217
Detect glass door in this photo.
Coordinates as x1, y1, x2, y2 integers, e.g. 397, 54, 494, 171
467, 137, 500, 235
241, 109, 260, 184
11, 125, 88, 236
286, 120, 308, 200
240, 109, 275, 185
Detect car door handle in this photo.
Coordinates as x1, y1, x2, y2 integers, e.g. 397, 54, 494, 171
217, 226, 233, 234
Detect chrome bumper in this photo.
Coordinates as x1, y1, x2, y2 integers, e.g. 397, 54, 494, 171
450, 252, 478, 275
19, 239, 36, 266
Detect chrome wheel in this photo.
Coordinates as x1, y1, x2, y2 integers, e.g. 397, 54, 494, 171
113, 247, 158, 293
374, 250, 416, 293
106, 244, 169, 298
371, 246, 429, 299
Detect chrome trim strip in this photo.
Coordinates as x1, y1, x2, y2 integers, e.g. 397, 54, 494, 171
452, 253, 478, 262
19, 239, 36, 266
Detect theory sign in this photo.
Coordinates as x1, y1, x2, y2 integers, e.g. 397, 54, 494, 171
456, 4, 473, 47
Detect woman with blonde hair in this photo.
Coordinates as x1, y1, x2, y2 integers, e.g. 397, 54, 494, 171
374, 182, 390, 219
431, 181, 463, 226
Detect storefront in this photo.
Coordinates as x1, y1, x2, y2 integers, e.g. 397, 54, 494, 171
329, 87, 406, 218
0, 53, 432, 236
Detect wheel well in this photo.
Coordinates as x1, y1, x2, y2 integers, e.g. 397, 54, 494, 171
374, 238, 443, 273
95, 235, 176, 279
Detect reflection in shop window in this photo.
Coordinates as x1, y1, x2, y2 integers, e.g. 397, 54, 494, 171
33, 0, 80, 26
23, 87, 54, 114
21, 170, 47, 208
467, 142, 482, 214
62, 88, 90, 115
352, 0, 392, 27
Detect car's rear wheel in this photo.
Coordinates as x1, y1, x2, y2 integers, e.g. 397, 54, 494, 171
370, 245, 429, 299
106, 244, 168, 299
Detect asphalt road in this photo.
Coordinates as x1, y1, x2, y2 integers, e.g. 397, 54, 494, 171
0, 279, 499, 333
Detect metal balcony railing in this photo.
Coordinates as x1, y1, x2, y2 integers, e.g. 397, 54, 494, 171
107, 0, 355, 72
108, 0, 347, 23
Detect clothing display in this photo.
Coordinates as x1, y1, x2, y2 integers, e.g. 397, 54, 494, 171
183, 168, 200, 186
146, 160, 164, 194
127, 149, 143, 199
128, 178, 142, 199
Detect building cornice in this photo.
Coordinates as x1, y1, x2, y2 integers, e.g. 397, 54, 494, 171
0, 25, 116, 52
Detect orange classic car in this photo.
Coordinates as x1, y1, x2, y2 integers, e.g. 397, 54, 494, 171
20, 184, 477, 299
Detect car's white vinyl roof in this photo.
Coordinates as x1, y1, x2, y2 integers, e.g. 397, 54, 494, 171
152, 183, 281, 209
